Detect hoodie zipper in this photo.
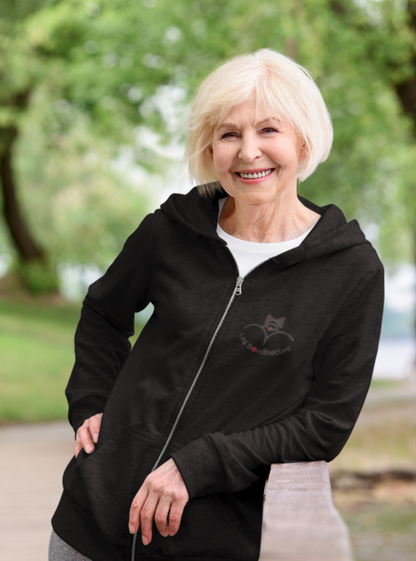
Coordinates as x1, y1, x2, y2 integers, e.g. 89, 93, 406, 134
150, 273, 244, 471
131, 251, 277, 557
131, 274, 244, 559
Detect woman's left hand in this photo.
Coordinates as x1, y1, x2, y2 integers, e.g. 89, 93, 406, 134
129, 458, 189, 545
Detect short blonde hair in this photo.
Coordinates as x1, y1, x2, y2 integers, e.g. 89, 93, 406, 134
186, 49, 333, 196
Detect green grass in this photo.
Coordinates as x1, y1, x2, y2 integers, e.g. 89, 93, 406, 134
0, 298, 81, 421
341, 504, 416, 561
369, 378, 402, 390
0, 297, 141, 422
329, 396, 415, 474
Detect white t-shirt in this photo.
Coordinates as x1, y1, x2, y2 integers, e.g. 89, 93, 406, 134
216, 197, 315, 277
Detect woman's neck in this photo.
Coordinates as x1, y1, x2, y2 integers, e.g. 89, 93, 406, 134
219, 193, 320, 243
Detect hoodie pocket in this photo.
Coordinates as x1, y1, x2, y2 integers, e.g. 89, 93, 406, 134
141, 492, 238, 559
64, 423, 165, 547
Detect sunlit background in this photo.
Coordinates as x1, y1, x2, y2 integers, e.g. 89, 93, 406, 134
0, 1, 415, 560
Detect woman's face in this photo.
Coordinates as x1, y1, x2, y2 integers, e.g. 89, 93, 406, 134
210, 94, 305, 207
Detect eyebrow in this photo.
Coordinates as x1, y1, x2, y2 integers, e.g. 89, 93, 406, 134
217, 118, 281, 130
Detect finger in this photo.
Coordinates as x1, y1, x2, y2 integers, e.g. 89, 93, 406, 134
129, 487, 148, 535
168, 498, 187, 537
153, 495, 171, 538
74, 431, 80, 457
74, 438, 83, 457
139, 492, 160, 546
78, 424, 95, 454
89, 413, 102, 443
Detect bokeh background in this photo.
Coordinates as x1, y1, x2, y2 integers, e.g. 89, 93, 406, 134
0, 1, 415, 560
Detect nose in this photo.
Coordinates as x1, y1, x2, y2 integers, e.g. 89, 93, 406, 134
238, 134, 262, 162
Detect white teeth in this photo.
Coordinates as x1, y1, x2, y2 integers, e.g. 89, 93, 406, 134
238, 169, 272, 179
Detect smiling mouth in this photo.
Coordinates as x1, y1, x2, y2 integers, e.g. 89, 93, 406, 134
236, 169, 274, 179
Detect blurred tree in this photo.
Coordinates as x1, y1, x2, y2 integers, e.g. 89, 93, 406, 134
0, 1, 56, 291
324, 0, 416, 266
394, 1, 416, 129
0, 0, 414, 292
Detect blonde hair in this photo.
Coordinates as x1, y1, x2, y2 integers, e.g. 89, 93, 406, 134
185, 49, 333, 196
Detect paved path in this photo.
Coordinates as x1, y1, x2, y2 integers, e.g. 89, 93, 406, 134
0, 422, 74, 561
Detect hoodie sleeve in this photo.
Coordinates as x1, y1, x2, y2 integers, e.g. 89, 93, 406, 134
65, 213, 155, 434
171, 264, 384, 499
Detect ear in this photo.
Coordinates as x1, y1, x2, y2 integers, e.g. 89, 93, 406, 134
299, 139, 308, 160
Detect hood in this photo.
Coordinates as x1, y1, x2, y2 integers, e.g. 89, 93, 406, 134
160, 184, 370, 268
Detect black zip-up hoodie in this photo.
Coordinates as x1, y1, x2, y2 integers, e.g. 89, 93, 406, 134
52, 186, 384, 561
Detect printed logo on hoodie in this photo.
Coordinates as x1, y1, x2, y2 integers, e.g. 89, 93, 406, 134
239, 315, 293, 356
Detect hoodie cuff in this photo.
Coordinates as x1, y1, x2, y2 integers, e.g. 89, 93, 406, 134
69, 397, 107, 435
171, 434, 225, 499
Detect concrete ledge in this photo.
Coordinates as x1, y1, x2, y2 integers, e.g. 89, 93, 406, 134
259, 461, 353, 561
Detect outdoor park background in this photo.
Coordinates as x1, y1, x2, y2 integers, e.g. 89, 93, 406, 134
0, 1, 415, 560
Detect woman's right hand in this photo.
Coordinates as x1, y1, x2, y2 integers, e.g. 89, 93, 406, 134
75, 413, 103, 457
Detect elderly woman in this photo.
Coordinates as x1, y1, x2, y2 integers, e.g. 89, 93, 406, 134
50, 49, 383, 561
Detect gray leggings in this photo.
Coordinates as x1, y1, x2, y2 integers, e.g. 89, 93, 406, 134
48, 530, 93, 561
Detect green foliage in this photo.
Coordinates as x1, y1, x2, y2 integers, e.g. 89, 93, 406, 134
13, 259, 59, 294
0, 0, 415, 270
14, 87, 149, 268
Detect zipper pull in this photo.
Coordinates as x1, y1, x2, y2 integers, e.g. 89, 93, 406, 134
234, 276, 244, 296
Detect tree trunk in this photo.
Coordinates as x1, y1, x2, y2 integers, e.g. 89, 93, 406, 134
394, 0, 416, 135
0, 124, 46, 262
393, 0, 416, 267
